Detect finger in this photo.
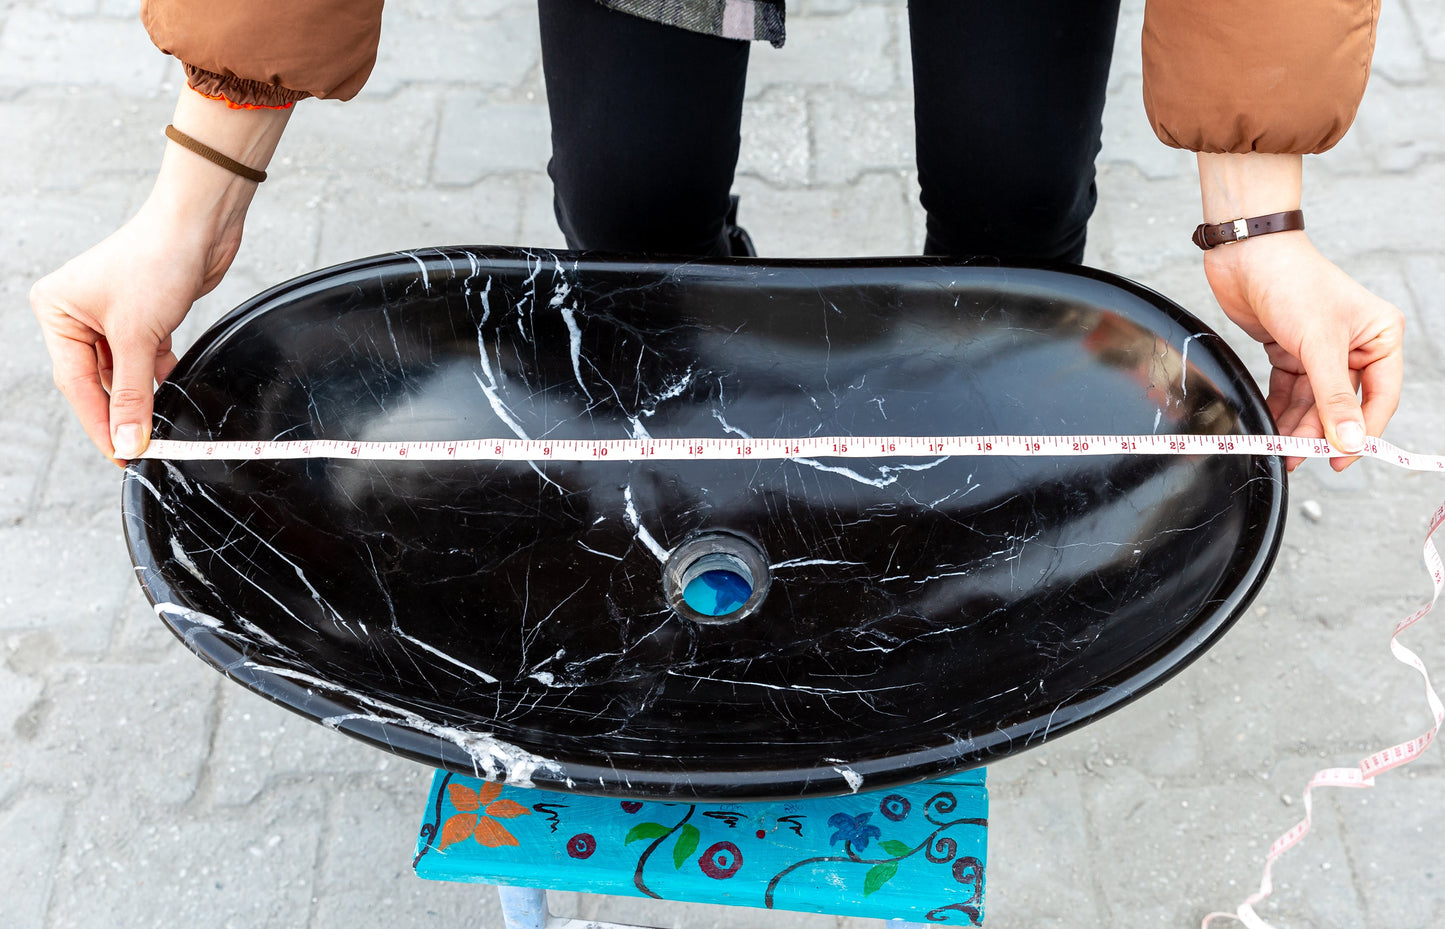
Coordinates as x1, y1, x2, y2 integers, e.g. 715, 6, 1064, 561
1288, 407, 1326, 473
96, 338, 114, 393
154, 334, 178, 385
107, 330, 160, 462
46, 335, 116, 458
1265, 367, 1296, 426
1330, 367, 1368, 472
1297, 333, 1365, 457
155, 348, 179, 384
1274, 375, 1320, 472
1356, 343, 1405, 441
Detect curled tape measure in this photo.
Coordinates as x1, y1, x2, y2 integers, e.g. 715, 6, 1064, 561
142, 431, 1443, 928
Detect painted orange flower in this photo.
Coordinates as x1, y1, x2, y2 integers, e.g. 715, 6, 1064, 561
439, 781, 531, 850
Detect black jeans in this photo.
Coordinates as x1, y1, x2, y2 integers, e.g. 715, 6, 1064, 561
539, 0, 1121, 263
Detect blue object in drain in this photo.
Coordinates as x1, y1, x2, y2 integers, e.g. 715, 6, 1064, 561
683, 569, 752, 616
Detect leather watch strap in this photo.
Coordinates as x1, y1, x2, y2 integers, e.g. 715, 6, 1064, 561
1191, 209, 1304, 250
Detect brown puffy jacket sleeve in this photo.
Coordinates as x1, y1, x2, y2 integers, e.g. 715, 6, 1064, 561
141, 0, 383, 107
1143, 0, 1380, 154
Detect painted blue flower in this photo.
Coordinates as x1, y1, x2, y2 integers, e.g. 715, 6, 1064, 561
827, 811, 882, 850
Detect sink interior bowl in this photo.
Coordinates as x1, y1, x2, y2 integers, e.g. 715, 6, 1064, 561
123, 250, 1285, 799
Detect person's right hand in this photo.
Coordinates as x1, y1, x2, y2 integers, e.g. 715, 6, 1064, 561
30, 202, 244, 465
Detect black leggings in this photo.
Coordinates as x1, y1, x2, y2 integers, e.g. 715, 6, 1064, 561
539, 0, 1121, 263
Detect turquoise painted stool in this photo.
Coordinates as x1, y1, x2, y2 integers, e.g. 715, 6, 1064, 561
413, 769, 987, 927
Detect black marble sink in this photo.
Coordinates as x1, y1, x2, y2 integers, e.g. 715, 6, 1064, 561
122, 249, 1285, 800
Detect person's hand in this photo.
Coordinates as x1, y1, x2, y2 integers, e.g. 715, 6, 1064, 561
1202, 230, 1404, 472
31, 89, 290, 465
30, 203, 244, 465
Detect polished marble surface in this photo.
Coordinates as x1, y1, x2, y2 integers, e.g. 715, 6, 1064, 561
123, 249, 1285, 799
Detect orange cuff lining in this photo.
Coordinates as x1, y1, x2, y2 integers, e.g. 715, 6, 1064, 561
190, 86, 295, 111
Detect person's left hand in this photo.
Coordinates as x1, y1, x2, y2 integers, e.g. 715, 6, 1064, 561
1202, 230, 1404, 471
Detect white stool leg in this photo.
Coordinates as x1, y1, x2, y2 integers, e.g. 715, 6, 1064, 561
496, 885, 548, 929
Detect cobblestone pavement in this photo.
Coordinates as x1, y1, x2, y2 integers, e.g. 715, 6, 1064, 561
3, 1, 1445, 927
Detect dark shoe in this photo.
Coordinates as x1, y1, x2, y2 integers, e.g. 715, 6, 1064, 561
725, 194, 757, 257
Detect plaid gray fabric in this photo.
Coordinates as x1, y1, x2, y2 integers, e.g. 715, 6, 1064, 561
595, 0, 786, 47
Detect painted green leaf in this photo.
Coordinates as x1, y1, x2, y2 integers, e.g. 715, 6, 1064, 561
625, 822, 671, 844
673, 824, 701, 869
863, 860, 898, 897
879, 840, 913, 858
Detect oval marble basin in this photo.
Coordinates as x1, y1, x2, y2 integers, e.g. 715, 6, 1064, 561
123, 249, 1285, 800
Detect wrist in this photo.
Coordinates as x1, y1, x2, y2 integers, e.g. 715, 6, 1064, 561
1196, 152, 1302, 224
143, 87, 293, 235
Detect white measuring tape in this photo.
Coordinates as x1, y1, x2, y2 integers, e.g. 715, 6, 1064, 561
140, 431, 1444, 927
141, 432, 1442, 468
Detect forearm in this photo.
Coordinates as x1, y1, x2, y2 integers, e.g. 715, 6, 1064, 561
1196, 152, 1302, 226
146, 90, 293, 234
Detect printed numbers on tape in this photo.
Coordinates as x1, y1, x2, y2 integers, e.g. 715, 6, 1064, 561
140, 433, 1439, 469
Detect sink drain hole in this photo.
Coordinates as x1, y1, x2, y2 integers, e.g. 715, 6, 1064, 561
682, 554, 754, 617
664, 532, 770, 624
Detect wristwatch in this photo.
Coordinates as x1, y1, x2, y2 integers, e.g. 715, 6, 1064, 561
1192, 210, 1304, 250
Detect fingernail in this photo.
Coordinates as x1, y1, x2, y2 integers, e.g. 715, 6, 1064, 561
113, 424, 142, 459
1337, 421, 1365, 454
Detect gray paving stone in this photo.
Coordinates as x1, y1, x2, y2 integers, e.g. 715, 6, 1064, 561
109, 585, 186, 660
47, 786, 325, 929
745, 6, 897, 98
982, 760, 1104, 929
809, 92, 912, 186
517, 173, 568, 250
433, 97, 552, 185
1069, 689, 1207, 782
0, 90, 170, 195
1099, 78, 1194, 180
17, 655, 214, 804
1404, 0, 1445, 61
230, 173, 329, 281
732, 173, 912, 258
583, 892, 848, 928
449, 0, 533, 19
282, 89, 441, 188
1351, 79, 1445, 173
1308, 163, 1445, 260
207, 685, 396, 808
0, 663, 45, 739
1089, 167, 1202, 276
32, 416, 128, 514
1404, 253, 1445, 369
1373, 0, 1429, 84
738, 90, 811, 187
0, 8, 167, 94
1083, 768, 1362, 929
1333, 773, 1445, 928
367, 4, 541, 97
798, 0, 858, 14
0, 384, 63, 526
1106, 0, 1145, 94
0, 182, 140, 282
313, 774, 507, 928
0, 792, 67, 929
0, 274, 50, 388
0, 518, 128, 653
315, 178, 525, 266
99, 0, 142, 16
